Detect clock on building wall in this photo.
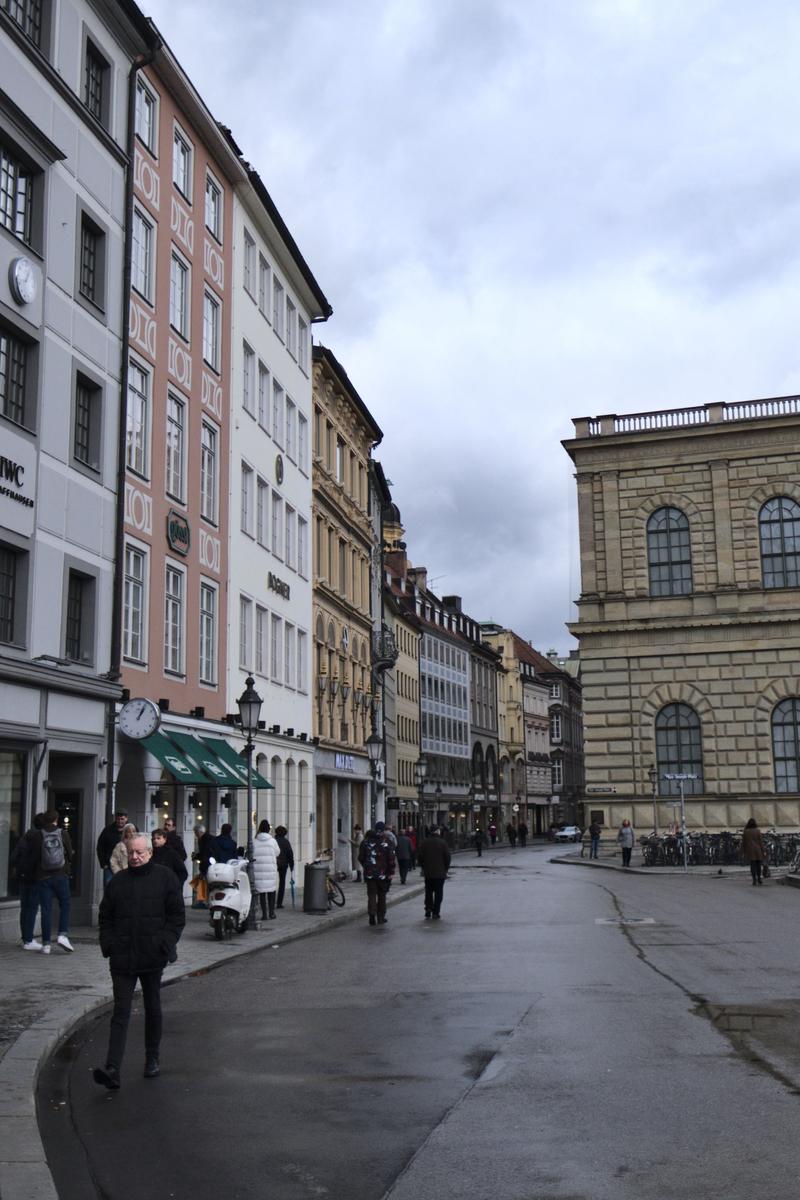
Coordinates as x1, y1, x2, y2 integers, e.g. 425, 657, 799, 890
8, 257, 38, 305
118, 697, 161, 739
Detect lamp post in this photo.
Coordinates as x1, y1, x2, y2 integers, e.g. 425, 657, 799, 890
648, 764, 658, 836
365, 731, 382, 827
414, 755, 427, 837
237, 675, 263, 929
663, 772, 696, 872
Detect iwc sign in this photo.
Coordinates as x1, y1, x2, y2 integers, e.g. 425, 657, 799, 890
0, 430, 36, 537
166, 510, 191, 555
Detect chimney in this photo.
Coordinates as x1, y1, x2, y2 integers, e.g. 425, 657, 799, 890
443, 595, 462, 613
407, 566, 427, 592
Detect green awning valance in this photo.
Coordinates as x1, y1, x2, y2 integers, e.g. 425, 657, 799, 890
141, 732, 212, 785
166, 730, 244, 789
200, 736, 273, 789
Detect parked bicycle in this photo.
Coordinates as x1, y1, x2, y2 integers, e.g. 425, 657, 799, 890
314, 849, 346, 908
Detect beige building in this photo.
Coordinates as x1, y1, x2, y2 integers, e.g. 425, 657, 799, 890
311, 346, 382, 870
564, 397, 800, 832
480, 627, 526, 829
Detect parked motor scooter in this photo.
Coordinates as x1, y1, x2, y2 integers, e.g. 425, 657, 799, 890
207, 856, 253, 940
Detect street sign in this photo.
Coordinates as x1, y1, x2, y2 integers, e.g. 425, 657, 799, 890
586, 785, 617, 793
663, 773, 698, 780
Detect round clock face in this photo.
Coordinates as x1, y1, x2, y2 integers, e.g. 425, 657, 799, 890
118, 697, 161, 739
9, 257, 37, 305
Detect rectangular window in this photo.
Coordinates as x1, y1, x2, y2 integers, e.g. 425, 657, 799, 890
272, 276, 284, 339
205, 172, 222, 240
79, 215, 104, 308
285, 504, 296, 570
0, 545, 23, 645
64, 571, 94, 663
297, 516, 308, 578
286, 297, 296, 357
135, 78, 157, 153
172, 127, 192, 200
270, 613, 282, 681
164, 564, 184, 674
203, 291, 220, 371
126, 360, 149, 476
0, 140, 34, 245
200, 421, 218, 522
272, 379, 284, 447
169, 252, 189, 339
284, 622, 295, 687
239, 595, 252, 670
271, 491, 283, 558
339, 539, 346, 596
258, 361, 270, 430
298, 317, 309, 371
298, 413, 308, 471
241, 462, 253, 536
0, 327, 29, 427
131, 207, 153, 302
255, 605, 268, 675
165, 393, 185, 501
285, 398, 296, 461
336, 437, 345, 484
199, 582, 217, 685
258, 255, 270, 316
1, 0, 43, 46
73, 375, 101, 470
243, 230, 255, 295
122, 544, 146, 662
242, 342, 255, 416
83, 40, 108, 125
256, 477, 269, 548
297, 630, 308, 693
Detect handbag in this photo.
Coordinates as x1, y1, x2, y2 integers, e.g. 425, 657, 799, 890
762, 863, 770, 879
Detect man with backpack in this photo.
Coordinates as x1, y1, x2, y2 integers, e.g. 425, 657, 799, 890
35, 809, 74, 954
357, 821, 396, 926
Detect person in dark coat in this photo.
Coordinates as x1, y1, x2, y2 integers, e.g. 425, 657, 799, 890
395, 830, 413, 883
35, 809, 75, 953
506, 821, 518, 848
215, 823, 238, 863
151, 829, 188, 884
518, 820, 528, 848
417, 827, 451, 920
96, 810, 128, 886
93, 834, 184, 1089
358, 823, 396, 926
12, 812, 45, 950
742, 818, 766, 886
274, 825, 295, 908
474, 827, 484, 857
163, 817, 187, 861
488, 823, 497, 846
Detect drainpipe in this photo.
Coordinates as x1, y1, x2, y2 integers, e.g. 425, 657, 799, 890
105, 38, 161, 825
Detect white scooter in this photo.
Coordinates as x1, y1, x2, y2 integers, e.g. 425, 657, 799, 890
207, 857, 253, 940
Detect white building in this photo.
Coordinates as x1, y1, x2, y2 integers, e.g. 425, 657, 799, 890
0, 0, 153, 937
228, 167, 330, 866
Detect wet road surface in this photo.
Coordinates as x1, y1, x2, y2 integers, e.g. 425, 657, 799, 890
38, 848, 800, 1199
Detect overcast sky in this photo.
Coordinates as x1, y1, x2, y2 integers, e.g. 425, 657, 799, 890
143, 0, 800, 653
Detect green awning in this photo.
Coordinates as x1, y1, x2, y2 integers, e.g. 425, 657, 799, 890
200, 736, 273, 789
141, 732, 212, 785
167, 730, 244, 789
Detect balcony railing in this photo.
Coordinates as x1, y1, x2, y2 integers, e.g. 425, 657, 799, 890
573, 394, 800, 439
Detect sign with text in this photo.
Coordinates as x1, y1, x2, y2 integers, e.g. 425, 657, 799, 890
166, 509, 191, 556
0, 428, 36, 537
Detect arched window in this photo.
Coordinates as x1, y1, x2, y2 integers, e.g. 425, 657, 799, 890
471, 743, 485, 791
655, 703, 703, 795
647, 507, 692, 596
772, 699, 800, 792
759, 497, 800, 589
486, 745, 498, 794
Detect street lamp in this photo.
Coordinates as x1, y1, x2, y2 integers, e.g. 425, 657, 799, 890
414, 756, 427, 835
365, 731, 382, 827
237, 675, 262, 930
663, 772, 697, 872
648, 764, 658, 836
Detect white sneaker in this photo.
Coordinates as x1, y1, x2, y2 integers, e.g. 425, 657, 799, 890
22, 940, 42, 952
42, 944, 51, 955
57, 934, 74, 952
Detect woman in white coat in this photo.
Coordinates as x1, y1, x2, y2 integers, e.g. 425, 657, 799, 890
252, 820, 279, 919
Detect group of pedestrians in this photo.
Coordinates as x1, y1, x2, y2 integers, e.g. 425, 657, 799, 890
11, 809, 75, 955
356, 822, 452, 924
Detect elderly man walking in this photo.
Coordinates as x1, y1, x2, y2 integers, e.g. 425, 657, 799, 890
93, 834, 184, 1089
417, 827, 452, 921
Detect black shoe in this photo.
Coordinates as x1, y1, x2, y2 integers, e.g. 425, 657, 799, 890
377, 917, 387, 924
93, 1065, 120, 1090
143, 1057, 160, 1078
432, 913, 441, 920
269, 913, 277, 919
424, 912, 431, 919
369, 914, 376, 926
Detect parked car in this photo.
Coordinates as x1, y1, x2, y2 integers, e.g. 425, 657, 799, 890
554, 825, 582, 842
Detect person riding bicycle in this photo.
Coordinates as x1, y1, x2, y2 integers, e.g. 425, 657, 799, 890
358, 822, 396, 927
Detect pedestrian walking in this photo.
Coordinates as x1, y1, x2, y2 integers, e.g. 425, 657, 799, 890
215, 822, 238, 863
474, 827, 484, 857
417, 827, 451, 920
506, 821, 518, 848
406, 826, 418, 869
96, 810, 128, 886
742, 817, 766, 886
11, 813, 45, 950
93, 833, 184, 1089
151, 829, 188, 884
617, 819, 635, 867
350, 823, 364, 882
252, 819, 279, 919
488, 823, 497, 846
358, 822, 396, 926
163, 817, 187, 862
589, 819, 602, 860
396, 829, 413, 882
274, 825, 294, 908
34, 809, 75, 955
518, 820, 528, 848
190, 824, 218, 908
109, 822, 139, 874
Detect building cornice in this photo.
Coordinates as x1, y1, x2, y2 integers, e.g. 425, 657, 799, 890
1, 656, 123, 700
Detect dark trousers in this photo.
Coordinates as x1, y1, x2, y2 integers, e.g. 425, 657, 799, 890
19, 882, 39, 942
366, 878, 390, 919
590, 836, 600, 859
107, 971, 163, 1069
38, 874, 70, 943
259, 890, 276, 918
276, 867, 288, 907
621, 846, 632, 867
519, 833, 527, 847
398, 859, 410, 883
750, 860, 763, 884
424, 878, 445, 916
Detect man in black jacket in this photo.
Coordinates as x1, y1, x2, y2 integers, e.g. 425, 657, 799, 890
93, 834, 185, 1089
417, 827, 451, 920
96, 810, 128, 886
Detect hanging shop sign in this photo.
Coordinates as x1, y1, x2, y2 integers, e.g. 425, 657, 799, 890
167, 510, 191, 556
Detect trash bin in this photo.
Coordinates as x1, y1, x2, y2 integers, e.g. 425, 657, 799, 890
303, 861, 329, 913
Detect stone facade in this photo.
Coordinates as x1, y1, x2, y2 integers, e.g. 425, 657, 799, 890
563, 399, 800, 832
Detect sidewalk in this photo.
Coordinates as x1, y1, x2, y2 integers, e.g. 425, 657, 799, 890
0, 872, 425, 1200
552, 846, 797, 879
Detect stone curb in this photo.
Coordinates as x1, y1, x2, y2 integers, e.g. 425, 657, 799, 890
0, 879, 426, 1200
551, 854, 795, 879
